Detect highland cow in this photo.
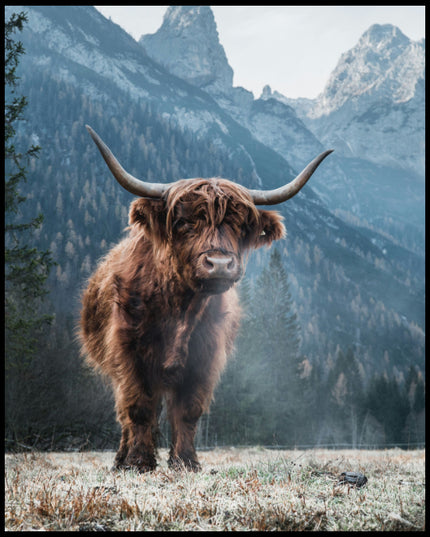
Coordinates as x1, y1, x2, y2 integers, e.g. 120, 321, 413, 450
80, 125, 332, 472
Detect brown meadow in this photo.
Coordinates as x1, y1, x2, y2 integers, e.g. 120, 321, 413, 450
5, 447, 424, 531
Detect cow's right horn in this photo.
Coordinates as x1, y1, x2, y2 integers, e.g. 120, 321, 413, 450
86, 125, 170, 198
249, 149, 333, 205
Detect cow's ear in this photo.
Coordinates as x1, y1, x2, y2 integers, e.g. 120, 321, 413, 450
255, 210, 286, 248
129, 198, 167, 240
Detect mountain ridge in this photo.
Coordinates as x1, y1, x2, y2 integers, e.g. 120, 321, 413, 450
140, 8, 424, 246
140, 12, 424, 171
6, 5, 424, 383
273, 23, 425, 176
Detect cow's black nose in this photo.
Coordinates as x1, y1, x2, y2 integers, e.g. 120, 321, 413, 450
202, 253, 238, 279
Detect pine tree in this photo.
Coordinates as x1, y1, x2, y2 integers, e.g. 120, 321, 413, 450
249, 248, 302, 445
403, 365, 425, 445
5, 11, 54, 373
365, 374, 409, 446
208, 276, 255, 445
325, 348, 364, 447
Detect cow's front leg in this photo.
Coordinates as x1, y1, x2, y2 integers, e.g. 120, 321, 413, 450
114, 390, 159, 473
112, 425, 129, 470
167, 387, 206, 472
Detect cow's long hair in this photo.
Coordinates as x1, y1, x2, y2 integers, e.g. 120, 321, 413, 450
79, 178, 285, 471
81, 126, 332, 472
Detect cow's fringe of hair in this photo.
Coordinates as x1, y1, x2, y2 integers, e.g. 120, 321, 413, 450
165, 178, 261, 238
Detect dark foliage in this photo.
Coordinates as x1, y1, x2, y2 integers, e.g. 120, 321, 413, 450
5, 12, 55, 444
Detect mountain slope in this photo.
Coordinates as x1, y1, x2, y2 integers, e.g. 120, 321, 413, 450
8, 5, 424, 383
140, 9, 424, 249
13, 5, 304, 192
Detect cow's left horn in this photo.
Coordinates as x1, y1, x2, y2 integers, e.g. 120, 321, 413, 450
86, 125, 170, 198
249, 149, 333, 205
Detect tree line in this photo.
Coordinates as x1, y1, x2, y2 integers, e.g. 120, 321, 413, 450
204, 249, 424, 449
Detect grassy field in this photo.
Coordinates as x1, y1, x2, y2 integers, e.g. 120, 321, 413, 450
5, 447, 425, 531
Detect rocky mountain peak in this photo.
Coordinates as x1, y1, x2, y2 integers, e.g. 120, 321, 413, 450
260, 85, 272, 99
139, 6, 233, 93
315, 23, 423, 116
279, 23, 425, 176
359, 23, 409, 49
158, 6, 214, 34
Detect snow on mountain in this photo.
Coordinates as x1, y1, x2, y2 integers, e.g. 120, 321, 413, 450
314, 24, 422, 115
140, 10, 424, 238
9, 5, 292, 189
281, 24, 425, 176
140, 6, 424, 233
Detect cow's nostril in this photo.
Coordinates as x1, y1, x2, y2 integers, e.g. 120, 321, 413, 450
203, 257, 215, 271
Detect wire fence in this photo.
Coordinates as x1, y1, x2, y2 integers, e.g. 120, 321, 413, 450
196, 441, 425, 451
5, 436, 424, 454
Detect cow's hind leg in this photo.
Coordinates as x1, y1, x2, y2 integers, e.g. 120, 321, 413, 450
112, 425, 129, 470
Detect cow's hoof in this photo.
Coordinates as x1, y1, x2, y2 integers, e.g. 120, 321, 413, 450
113, 463, 156, 473
113, 456, 157, 473
168, 456, 201, 472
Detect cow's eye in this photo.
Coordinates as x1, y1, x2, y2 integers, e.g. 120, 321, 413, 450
174, 218, 190, 232
240, 224, 250, 238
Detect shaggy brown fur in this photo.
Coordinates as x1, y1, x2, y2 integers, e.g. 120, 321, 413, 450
80, 178, 285, 472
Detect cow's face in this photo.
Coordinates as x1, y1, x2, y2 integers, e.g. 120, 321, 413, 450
129, 179, 285, 294
85, 126, 332, 293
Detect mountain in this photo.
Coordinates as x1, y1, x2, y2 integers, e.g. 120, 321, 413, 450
141, 11, 424, 250
281, 24, 425, 177
140, 6, 233, 95
140, 6, 321, 166
11, 5, 304, 191
6, 5, 424, 384
5, 4, 425, 450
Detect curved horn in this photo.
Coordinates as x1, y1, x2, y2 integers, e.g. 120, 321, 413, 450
249, 149, 334, 205
86, 125, 171, 197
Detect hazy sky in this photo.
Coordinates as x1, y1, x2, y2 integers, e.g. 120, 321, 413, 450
95, 5, 425, 99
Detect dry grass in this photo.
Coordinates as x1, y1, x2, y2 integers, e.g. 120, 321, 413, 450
5, 447, 425, 531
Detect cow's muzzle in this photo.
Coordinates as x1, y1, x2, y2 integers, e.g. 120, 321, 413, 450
195, 251, 242, 293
